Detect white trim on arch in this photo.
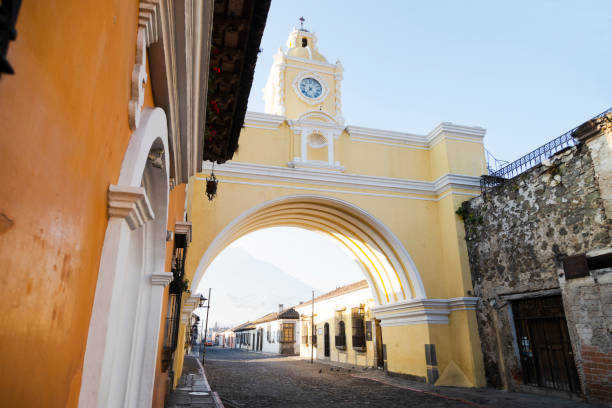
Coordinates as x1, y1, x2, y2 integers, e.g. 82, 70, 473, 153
79, 108, 170, 408
189, 194, 427, 305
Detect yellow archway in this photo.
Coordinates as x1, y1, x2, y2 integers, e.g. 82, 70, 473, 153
190, 195, 426, 305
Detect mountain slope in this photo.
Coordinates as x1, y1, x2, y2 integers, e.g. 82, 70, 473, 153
196, 247, 315, 327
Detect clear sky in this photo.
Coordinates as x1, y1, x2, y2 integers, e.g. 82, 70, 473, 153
248, 0, 612, 163
198, 1, 612, 325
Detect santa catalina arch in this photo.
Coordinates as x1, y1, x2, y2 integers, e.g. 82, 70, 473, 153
183, 27, 487, 386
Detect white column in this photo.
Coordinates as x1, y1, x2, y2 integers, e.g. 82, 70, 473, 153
135, 272, 173, 408
301, 129, 308, 162
327, 131, 334, 166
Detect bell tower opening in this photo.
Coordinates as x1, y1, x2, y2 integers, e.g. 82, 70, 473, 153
302, 38, 308, 47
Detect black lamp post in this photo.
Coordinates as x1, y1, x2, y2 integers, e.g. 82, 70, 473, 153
198, 289, 212, 362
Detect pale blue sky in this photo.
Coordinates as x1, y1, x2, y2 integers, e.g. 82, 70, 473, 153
248, 0, 612, 162
198, 1, 612, 324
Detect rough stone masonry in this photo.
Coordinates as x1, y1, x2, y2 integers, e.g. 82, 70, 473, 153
459, 112, 612, 405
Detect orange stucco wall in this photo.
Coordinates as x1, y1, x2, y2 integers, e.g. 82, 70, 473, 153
153, 183, 187, 408
0, 1, 151, 406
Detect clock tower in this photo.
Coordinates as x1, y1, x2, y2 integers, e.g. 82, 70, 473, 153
263, 21, 345, 170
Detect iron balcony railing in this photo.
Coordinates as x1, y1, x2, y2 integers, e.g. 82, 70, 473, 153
482, 107, 612, 194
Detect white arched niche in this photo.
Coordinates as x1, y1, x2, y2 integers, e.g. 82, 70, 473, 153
79, 108, 173, 408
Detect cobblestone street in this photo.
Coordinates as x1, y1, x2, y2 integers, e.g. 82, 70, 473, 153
203, 348, 595, 408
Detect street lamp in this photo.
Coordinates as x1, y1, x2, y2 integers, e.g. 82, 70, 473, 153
197, 288, 212, 362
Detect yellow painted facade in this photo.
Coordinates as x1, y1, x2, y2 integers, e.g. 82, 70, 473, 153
294, 282, 378, 368
182, 27, 487, 386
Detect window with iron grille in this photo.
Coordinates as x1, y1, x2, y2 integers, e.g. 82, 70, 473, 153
312, 324, 317, 346
335, 321, 346, 349
267, 324, 271, 343
334, 310, 346, 349
351, 306, 366, 350
163, 293, 181, 352
281, 323, 295, 342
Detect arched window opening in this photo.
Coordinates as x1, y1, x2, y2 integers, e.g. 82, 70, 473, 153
335, 311, 346, 350
351, 305, 366, 351
301, 38, 308, 47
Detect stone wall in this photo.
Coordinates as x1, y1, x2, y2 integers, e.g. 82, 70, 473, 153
460, 115, 612, 405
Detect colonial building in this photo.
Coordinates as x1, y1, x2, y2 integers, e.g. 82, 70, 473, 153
0, 1, 269, 407
294, 281, 380, 369
234, 307, 300, 355
184, 24, 487, 387
460, 109, 612, 404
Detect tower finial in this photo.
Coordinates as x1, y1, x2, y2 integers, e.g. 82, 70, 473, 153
299, 16, 305, 30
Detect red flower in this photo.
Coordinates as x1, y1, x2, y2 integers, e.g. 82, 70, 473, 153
210, 99, 220, 114
212, 67, 221, 73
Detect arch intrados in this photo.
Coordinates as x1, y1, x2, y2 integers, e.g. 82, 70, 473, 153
234, 221, 384, 304
239, 210, 401, 302
233, 204, 411, 301
190, 195, 426, 305
238, 215, 391, 303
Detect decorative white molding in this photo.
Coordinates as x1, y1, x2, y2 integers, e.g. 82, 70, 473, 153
175, 221, 192, 245
284, 54, 337, 69
181, 295, 201, 323
151, 272, 173, 286
334, 60, 344, 124
138, 1, 160, 45
346, 122, 485, 149
82, 108, 170, 408
128, 1, 162, 130
108, 185, 155, 230
373, 297, 479, 326
292, 71, 330, 105
307, 132, 328, 148
287, 158, 345, 172
194, 178, 478, 202
244, 112, 285, 130
128, 30, 148, 130
200, 161, 481, 196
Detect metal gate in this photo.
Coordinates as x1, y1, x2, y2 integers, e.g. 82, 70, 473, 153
512, 296, 580, 393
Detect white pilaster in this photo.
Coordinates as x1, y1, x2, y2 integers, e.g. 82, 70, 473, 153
327, 131, 334, 166
135, 272, 173, 407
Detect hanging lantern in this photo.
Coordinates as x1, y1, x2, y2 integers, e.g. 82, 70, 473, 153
206, 164, 218, 201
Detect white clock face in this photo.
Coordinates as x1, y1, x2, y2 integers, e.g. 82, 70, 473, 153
299, 77, 323, 99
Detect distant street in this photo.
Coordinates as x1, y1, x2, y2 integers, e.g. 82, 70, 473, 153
202, 348, 590, 408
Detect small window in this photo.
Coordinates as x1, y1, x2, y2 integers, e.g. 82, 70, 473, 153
335, 321, 346, 349
302, 38, 308, 47
352, 306, 366, 350
282, 323, 295, 342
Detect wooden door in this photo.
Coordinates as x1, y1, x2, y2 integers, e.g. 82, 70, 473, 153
512, 296, 580, 393
375, 319, 384, 368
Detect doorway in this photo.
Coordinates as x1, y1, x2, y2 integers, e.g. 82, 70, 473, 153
257, 328, 263, 351
512, 296, 580, 393
324, 323, 330, 357
375, 319, 384, 368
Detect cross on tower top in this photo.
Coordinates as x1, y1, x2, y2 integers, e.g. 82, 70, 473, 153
299, 16, 305, 30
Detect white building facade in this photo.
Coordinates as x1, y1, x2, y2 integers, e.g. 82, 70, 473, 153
294, 281, 381, 368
